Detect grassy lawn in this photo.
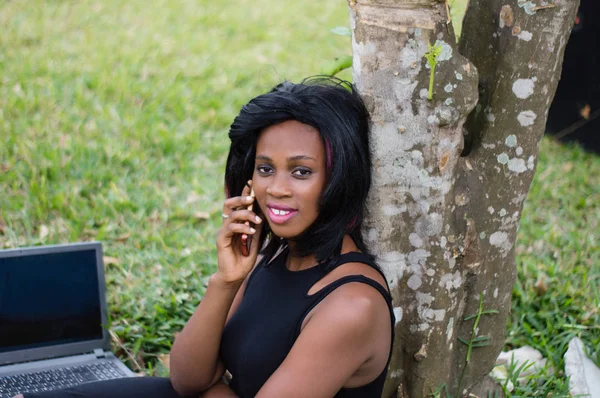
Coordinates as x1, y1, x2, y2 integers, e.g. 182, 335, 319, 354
1, 0, 598, 395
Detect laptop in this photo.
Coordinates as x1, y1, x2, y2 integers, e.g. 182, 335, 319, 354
0, 242, 136, 397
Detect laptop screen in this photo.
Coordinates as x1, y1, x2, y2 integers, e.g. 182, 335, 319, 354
0, 248, 104, 354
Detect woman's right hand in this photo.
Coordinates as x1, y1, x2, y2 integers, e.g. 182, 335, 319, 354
215, 181, 263, 285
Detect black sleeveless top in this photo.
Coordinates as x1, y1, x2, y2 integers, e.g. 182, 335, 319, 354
220, 249, 395, 398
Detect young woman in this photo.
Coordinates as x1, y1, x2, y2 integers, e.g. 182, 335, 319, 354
17, 77, 395, 398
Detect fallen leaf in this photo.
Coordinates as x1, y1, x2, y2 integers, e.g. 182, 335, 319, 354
580, 104, 591, 120
83, 229, 97, 239
534, 277, 547, 296
537, 165, 553, 181
185, 192, 203, 205
158, 354, 170, 371
103, 256, 121, 266
147, 210, 159, 223
562, 162, 573, 172
39, 225, 49, 240
12, 83, 23, 96
193, 211, 210, 220
59, 134, 69, 149
115, 232, 131, 242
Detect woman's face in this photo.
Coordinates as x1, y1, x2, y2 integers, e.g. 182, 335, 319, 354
252, 120, 326, 240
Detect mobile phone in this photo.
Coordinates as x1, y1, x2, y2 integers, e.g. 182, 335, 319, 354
241, 186, 255, 257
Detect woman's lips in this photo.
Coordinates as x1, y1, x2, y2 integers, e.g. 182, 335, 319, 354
267, 206, 297, 224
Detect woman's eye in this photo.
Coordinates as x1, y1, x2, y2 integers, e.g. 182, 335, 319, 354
292, 168, 312, 177
257, 165, 273, 174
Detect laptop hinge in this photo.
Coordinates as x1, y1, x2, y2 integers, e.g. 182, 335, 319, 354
94, 348, 106, 359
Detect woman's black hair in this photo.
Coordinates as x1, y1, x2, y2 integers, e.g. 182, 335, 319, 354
224, 76, 372, 268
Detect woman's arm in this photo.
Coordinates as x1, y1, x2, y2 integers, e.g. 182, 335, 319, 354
170, 184, 263, 395
169, 274, 242, 394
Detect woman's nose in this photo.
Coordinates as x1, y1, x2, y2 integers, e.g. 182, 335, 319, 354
266, 175, 292, 198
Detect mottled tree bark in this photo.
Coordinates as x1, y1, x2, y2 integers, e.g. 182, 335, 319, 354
349, 0, 578, 397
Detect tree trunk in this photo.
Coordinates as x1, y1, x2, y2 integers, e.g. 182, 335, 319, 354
349, 0, 579, 397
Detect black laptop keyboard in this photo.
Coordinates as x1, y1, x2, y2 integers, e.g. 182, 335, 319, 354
0, 361, 129, 397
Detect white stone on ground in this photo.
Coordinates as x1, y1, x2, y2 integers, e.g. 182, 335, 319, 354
564, 337, 600, 398
491, 346, 548, 392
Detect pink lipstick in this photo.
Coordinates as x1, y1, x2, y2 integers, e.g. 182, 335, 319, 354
267, 204, 297, 224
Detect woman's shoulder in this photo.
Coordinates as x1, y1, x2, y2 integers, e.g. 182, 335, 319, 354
309, 279, 388, 335
300, 258, 393, 382
305, 255, 392, 332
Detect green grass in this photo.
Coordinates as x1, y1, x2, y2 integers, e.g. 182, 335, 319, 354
0, 0, 351, 375
1, 0, 599, 394
507, 139, 600, 396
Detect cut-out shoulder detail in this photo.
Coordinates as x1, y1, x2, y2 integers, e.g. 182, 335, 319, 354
307, 260, 389, 296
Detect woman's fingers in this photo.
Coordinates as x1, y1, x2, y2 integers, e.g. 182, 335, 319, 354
217, 209, 262, 249
226, 222, 257, 235
223, 209, 262, 226
219, 180, 261, 256
222, 180, 254, 217
222, 195, 254, 217
217, 220, 257, 251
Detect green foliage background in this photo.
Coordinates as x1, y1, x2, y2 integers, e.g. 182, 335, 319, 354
1, 0, 598, 394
